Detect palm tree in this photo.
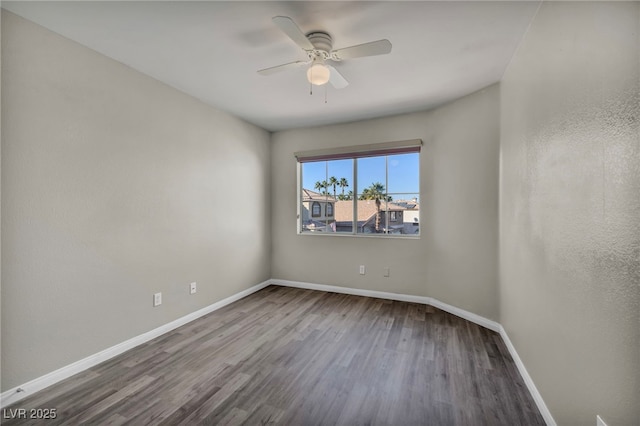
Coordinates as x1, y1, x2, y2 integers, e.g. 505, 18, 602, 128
328, 176, 338, 199
314, 180, 328, 195
338, 190, 353, 201
338, 177, 349, 197
358, 182, 387, 232
358, 182, 386, 200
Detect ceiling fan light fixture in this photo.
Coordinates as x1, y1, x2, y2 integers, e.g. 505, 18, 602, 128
307, 62, 330, 86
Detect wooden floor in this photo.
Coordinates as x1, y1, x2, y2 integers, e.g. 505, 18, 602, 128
3, 286, 546, 425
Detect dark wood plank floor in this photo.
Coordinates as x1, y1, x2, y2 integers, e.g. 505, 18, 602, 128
2, 285, 546, 425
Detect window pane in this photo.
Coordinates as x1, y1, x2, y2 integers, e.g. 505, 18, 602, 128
334, 200, 353, 233
301, 160, 352, 233
389, 193, 420, 235
325, 159, 353, 233
387, 153, 419, 194
355, 198, 382, 234
326, 159, 352, 201
302, 161, 327, 194
357, 157, 386, 235
301, 161, 329, 233
357, 156, 385, 195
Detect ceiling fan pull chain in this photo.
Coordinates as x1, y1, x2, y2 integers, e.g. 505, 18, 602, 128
325, 85, 328, 104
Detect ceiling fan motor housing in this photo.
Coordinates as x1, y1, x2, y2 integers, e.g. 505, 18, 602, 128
306, 32, 332, 60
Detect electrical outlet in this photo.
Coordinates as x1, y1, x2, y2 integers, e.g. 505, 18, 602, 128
153, 292, 162, 307
384, 267, 390, 277
190, 282, 197, 294
359, 265, 365, 275
596, 415, 607, 426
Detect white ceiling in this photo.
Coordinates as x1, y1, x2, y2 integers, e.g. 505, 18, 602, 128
3, 1, 540, 132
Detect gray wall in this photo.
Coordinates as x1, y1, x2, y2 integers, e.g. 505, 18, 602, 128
500, 2, 639, 425
0, 8, 3, 395
271, 85, 500, 321
1, 12, 271, 390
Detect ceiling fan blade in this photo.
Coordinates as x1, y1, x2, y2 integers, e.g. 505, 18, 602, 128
272, 16, 314, 51
327, 65, 349, 89
257, 60, 308, 76
332, 39, 392, 60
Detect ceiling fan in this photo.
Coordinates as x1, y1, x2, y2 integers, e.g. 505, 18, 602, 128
258, 16, 392, 89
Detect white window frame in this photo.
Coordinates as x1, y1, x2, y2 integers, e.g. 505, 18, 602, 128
296, 139, 421, 238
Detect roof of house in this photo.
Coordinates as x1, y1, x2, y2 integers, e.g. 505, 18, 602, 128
393, 199, 420, 210
334, 200, 406, 223
301, 189, 337, 202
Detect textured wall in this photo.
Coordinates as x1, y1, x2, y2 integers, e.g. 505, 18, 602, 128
1, 12, 271, 390
272, 85, 500, 321
500, 2, 639, 425
0, 8, 3, 396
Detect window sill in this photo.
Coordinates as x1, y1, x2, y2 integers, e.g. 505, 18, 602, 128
297, 231, 420, 240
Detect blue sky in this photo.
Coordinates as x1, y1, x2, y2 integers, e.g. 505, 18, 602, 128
301, 153, 419, 200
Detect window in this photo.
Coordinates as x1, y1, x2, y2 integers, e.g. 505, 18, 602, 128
297, 140, 421, 236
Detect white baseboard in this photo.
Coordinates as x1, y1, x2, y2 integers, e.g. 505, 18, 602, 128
426, 296, 501, 332
270, 278, 501, 332
270, 278, 433, 305
498, 325, 556, 426
0, 279, 271, 408
271, 279, 553, 425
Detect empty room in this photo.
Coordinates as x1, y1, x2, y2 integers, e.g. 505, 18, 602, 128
1, 1, 638, 425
